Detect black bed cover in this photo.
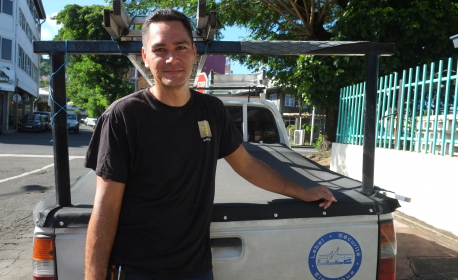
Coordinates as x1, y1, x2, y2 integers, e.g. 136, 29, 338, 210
33, 143, 399, 228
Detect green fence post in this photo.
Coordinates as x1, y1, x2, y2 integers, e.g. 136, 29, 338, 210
359, 82, 366, 145
425, 62, 435, 154
432, 60, 444, 155
403, 68, 413, 151
351, 84, 360, 144
396, 71, 406, 150
342, 86, 350, 143
375, 76, 384, 148
380, 76, 388, 148
450, 59, 458, 157
417, 64, 427, 153
356, 82, 364, 145
389, 72, 398, 149
384, 74, 393, 148
410, 66, 420, 152
441, 58, 453, 156
348, 84, 355, 144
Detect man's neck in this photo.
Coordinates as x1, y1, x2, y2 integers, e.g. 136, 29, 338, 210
149, 84, 191, 107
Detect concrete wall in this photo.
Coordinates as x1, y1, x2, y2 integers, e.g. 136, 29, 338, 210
331, 143, 458, 236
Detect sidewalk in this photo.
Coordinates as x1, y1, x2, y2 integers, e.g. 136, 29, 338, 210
394, 211, 458, 279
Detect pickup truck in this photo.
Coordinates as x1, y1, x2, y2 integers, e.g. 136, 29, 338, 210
31, 93, 399, 280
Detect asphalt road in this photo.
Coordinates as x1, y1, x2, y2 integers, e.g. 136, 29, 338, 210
0, 125, 94, 279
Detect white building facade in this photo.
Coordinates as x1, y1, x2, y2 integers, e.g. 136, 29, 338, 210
0, 0, 45, 133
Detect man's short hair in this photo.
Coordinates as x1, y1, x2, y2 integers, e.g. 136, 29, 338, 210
142, 9, 193, 47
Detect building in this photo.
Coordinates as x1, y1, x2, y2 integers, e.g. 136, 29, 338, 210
266, 87, 326, 141
0, 0, 45, 133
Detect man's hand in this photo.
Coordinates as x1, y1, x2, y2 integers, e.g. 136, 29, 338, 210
304, 185, 337, 209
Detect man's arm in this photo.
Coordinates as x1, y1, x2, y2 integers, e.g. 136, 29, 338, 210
224, 145, 337, 209
85, 176, 125, 280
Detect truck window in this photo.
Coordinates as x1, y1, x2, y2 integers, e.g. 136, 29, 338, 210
225, 106, 279, 144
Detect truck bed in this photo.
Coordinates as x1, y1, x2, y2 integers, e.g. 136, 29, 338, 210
33, 143, 399, 228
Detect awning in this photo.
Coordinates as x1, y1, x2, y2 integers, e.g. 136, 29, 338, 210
0, 66, 15, 92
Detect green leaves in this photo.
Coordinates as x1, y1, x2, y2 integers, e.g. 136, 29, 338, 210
53, 4, 133, 117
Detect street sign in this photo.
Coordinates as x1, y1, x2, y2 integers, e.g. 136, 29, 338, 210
196, 73, 207, 93
12, 94, 21, 103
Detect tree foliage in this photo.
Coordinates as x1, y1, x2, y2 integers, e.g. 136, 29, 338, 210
121, 0, 458, 146
52, 4, 133, 117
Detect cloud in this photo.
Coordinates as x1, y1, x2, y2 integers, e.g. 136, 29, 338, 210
40, 13, 62, 41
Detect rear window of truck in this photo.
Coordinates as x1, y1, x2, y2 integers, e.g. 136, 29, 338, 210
226, 106, 280, 144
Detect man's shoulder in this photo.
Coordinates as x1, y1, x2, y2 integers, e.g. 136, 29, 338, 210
103, 90, 148, 117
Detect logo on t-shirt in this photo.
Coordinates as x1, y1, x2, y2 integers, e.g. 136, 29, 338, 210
198, 120, 212, 142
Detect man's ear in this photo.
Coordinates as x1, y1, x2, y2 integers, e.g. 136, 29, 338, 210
142, 47, 149, 68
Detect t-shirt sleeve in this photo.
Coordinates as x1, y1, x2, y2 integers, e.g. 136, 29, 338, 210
84, 109, 131, 184
217, 105, 243, 159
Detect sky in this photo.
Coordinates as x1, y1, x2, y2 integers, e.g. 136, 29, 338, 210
40, 0, 251, 74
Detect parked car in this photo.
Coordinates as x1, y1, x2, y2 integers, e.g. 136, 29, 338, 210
33, 111, 52, 131
67, 114, 79, 134
86, 118, 97, 128
34, 111, 52, 121
80, 117, 87, 124
18, 114, 45, 132
40, 115, 51, 131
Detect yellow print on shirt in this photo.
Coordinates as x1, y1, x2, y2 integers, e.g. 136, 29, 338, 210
198, 120, 212, 138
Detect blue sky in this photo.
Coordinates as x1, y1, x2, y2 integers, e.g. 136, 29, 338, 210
40, 0, 251, 74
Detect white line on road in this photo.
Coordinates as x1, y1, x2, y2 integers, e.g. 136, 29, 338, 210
0, 157, 85, 184
0, 154, 85, 159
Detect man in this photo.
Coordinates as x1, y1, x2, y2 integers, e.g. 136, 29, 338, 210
84, 9, 337, 280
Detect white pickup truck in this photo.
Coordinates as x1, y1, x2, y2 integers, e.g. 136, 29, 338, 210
31, 93, 399, 280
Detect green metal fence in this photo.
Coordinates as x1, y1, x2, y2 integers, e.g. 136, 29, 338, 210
337, 57, 458, 156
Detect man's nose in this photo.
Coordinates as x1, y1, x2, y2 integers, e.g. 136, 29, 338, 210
165, 51, 178, 64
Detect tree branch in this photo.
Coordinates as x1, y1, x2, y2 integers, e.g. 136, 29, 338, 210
259, 0, 305, 32
276, 0, 299, 17
309, 0, 315, 27
288, 0, 308, 29
319, 0, 338, 22
301, 0, 310, 21
242, 7, 257, 15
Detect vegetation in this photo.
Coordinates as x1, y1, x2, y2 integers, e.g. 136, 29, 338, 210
47, 1, 458, 140
52, 4, 133, 117
125, 0, 458, 151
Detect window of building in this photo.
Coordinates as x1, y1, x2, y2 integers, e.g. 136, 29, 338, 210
17, 44, 38, 80
1, 0, 13, 16
19, 9, 35, 43
285, 94, 295, 107
269, 94, 277, 101
1, 37, 13, 61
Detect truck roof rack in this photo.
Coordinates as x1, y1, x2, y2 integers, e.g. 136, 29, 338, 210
33, 0, 395, 207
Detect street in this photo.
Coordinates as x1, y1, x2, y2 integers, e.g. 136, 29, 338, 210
0, 125, 93, 279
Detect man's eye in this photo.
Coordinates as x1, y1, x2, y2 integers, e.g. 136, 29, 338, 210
154, 48, 165, 52
176, 46, 186, 50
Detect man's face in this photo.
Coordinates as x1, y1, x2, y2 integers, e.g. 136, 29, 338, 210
142, 21, 197, 89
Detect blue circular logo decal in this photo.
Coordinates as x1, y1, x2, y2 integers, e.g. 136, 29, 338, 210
308, 232, 362, 280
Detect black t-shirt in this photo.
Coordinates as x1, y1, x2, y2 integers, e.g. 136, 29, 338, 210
85, 89, 243, 279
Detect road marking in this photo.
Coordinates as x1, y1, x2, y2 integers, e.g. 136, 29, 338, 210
0, 157, 84, 184
0, 154, 85, 159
